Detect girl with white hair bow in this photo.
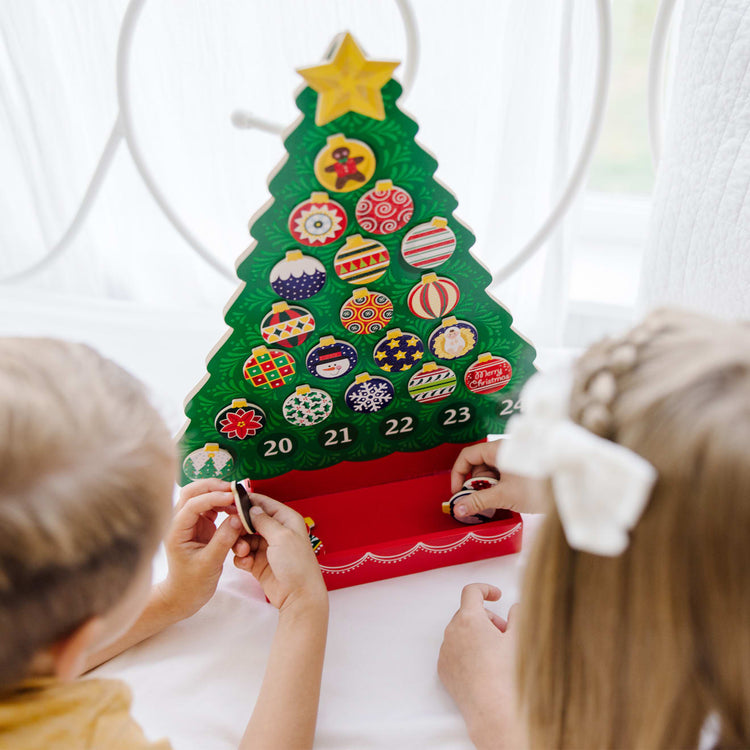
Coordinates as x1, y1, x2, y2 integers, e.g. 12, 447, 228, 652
438, 308, 750, 750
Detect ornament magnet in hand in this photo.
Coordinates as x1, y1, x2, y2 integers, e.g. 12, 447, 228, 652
442, 476, 499, 525
232, 479, 255, 534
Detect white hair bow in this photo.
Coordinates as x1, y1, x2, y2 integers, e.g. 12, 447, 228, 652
497, 368, 657, 556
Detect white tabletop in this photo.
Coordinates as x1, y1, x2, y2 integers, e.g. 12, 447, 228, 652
0, 290, 552, 750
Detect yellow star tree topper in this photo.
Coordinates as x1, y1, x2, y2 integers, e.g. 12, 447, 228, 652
297, 32, 400, 126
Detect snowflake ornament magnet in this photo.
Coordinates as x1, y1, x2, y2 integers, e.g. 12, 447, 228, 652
344, 373, 395, 413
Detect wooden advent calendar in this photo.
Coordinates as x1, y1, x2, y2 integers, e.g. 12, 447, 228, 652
177, 32, 537, 589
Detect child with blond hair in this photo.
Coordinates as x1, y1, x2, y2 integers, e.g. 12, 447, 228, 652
439, 309, 750, 749
0, 338, 328, 749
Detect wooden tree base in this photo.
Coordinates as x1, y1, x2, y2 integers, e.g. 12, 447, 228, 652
253, 443, 523, 590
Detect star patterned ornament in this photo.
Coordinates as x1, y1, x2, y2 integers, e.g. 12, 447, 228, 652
373, 329, 424, 373
297, 32, 400, 126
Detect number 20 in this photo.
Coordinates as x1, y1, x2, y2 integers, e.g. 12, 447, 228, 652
263, 438, 293, 456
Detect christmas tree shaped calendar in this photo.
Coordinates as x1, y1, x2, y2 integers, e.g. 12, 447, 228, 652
178, 33, 537, 589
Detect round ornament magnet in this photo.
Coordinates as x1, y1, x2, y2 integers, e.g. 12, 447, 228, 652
463, 476, 499, 493
270, 251, 326, 301
306, 336, 358, 380
231, 479, 255, 533
260, 302, 315, 348
183, 443, 234, 481
401, 217, 456, 268
243, 346, 296, 390
355, 180, 414, 235
340, 288, 393, 334
373, 329, 424, 373
314, 133, 376, 193
333, 235, 390, 285
345, 373, 395, 413
408, 273, 460, 319
215, 399, 266, 440
428, 316, 478, 360
442, 489, 496, 525
288, 192, 347, 246
464, 353, 513, 395
282, 385, 333, 427
407, 362, 457, 403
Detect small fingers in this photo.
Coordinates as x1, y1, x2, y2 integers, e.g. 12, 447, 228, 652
171, 490, 235, 539
487, 610, 508, 632
453, 487, 503, 518
450, 441, 502, 493
450, 444, 489, 492
248, 493, 308, 536
233, 554, 254, 573
233, 537, 252, 557
247, 505, 296, 544
177, 479, 232, 509
460, 582, 502, 610
202, 515, 244, 567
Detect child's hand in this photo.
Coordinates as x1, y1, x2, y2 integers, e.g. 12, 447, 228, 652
451, 441, 547, 518
158, 479, 244, 619
233, 493, 327, 614
438, 584, 524, 750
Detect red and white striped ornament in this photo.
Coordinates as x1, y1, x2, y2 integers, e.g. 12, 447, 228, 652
464, 353, 512, 395
407, 273, 460, 319
401, 217, 456, 269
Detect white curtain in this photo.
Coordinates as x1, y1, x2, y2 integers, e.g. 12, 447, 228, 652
639, 0, 750, 320
0, 0, 598, 347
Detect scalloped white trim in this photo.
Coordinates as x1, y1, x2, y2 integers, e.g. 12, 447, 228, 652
320, 521, 522, 575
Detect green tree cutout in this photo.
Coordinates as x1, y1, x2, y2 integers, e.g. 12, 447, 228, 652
178, 32, 536, 485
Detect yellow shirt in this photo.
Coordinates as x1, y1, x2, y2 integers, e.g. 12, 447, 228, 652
0, 677, 171, 750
